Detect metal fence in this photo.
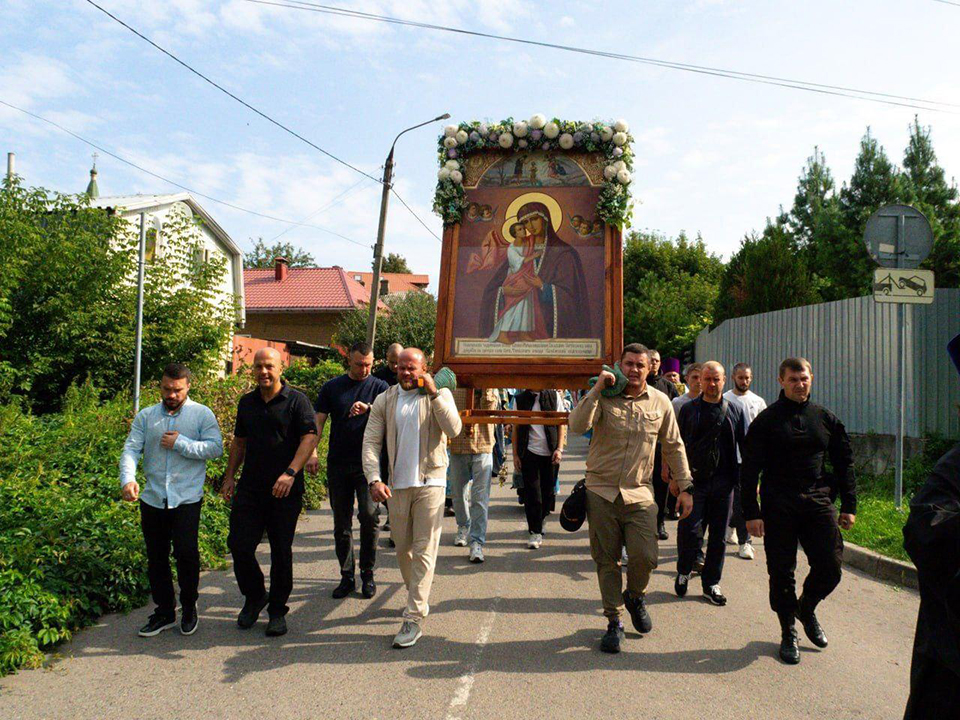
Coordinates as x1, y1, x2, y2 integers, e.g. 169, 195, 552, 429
694, 290, 960, 439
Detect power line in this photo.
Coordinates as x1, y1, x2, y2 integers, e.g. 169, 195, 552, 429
247, 0, 959, 113
269, 176, 374, 242
0, 98, 371, 248
391, 187, 441, 242
82, 0, 383, 183
932, 0, 960, 7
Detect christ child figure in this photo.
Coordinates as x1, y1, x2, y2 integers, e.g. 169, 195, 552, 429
488, 222, 548, 344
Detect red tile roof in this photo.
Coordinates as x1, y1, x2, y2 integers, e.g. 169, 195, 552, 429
244, 266, 382, 310
348, 271, 430, 294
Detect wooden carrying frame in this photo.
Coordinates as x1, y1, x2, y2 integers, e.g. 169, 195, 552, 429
433, 223, 623, 425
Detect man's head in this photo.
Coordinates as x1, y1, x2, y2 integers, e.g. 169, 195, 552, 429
253, 347, 283, 389
700, 361, 725, 403
663, 371, 681, 385
160, 363, 191, 411
778, 357, 813, 403
397, 347, 428, 391
620, 343, 651, 390
347, 341, 374, 381
648, 350, 661, 376
386, 342, 404, 373
683, 363, 703, 396
732, 362, 753, 394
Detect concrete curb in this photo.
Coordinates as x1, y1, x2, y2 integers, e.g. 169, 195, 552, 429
843, 541, 918, 589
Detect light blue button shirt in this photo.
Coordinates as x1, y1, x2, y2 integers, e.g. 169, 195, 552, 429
119, 397, 223, 509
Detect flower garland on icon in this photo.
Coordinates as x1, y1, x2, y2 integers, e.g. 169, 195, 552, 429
433, 114, 634, 228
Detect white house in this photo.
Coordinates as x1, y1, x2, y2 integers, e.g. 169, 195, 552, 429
87, 191, 246, 326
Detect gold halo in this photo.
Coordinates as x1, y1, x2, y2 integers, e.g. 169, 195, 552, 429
501, 192, 563, 240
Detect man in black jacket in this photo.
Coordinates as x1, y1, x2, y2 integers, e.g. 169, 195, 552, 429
741, 357, 856, 665
675, 361, 748, 606
648, 350, 680, 538
512, 389, 565, 549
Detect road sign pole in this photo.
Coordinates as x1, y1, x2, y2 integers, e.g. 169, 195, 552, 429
894, 213, 905, 510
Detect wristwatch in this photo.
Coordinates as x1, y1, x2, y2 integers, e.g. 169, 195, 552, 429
283, 467, 296, 477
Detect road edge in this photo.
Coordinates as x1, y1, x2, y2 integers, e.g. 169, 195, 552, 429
843, 541, 918, 589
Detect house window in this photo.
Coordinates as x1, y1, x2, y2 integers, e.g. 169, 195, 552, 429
144, 227, 159, 262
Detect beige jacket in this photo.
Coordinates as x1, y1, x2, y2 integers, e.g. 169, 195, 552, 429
362, 385, 463, 485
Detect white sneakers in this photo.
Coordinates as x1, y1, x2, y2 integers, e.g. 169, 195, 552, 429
469, 541, 484, 563
725, 527, 737, 545
527, 532, 543, 549
454, 527, 469, 547
738, 542, 755, 560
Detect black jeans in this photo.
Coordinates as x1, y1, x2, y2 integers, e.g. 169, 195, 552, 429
328, 463, 380, 579
521, 450, 555, 534
729, 479, 750, 545
761, 490, 844, 615
677, 476, 734, 589
228, 489, 302, 618
140, 499, 202, 616
653, 446, 677, 522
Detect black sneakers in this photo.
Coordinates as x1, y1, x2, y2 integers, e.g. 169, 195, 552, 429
600, 621, 625, 654
265, 615, 287, 637
657, 521, 669, 541
237, 593, 269, 629
361, 575, 377, 599
703, 585, 727, 607
180, 605, 199, 636
675, 573, 689, 598
332, 576, 356, 599
138, 611, 177, 637
622, 590, 652, 634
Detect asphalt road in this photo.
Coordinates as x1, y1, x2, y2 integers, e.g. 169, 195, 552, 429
0, 436, 918, 720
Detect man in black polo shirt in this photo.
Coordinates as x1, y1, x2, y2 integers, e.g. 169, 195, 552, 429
308, 342, 388, 600
222, 347, 318, 637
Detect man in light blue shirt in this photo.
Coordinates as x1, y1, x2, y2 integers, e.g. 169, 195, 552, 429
120, 363, 222, 638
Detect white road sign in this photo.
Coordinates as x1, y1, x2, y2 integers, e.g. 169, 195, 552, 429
873, 268, 935, 304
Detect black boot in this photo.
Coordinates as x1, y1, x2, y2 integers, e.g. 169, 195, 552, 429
332, 576, 356, 599
796, 595, 828, 648
778, 612, 800, 665
657, 521, 669, 541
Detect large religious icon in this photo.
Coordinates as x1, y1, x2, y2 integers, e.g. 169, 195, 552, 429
434, 120, 627, 392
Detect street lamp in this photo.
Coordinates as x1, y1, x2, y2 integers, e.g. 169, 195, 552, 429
366, 112, 450, 346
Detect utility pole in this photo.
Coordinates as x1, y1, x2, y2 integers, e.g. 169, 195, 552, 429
133, 212, 147, 413
366, 113, 450, 347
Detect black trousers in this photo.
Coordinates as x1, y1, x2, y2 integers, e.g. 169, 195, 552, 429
653, 447, 677, 522
677, 476, 734, 588
521, 450, 555, 534
328, 463, 380, 579
729, 480, 750, 545
904, 648, 960, 719
228, 489, 302, 618
762, 490, 844, 615
140, 499, 202, 616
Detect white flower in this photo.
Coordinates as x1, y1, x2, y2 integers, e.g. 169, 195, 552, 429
599, 126, 614, 142
613, 132, 628, 146
603, 165, 618, 181
456, 130, 469, 145
614, 118, 630, 133
478, 123, 489, 136
544, 122, 560, 139
529, 114, 547, 130
450, 170, 463, 184
513, 121, 529, 138
613, 160, 626, 172
443, 136, 458, 149
559, 133, 574, 150
445, 160, 460, 170
438, 167, 451, 181
498, 132, 514, 148
444, 124, 458, 138
518, 139, 528, 148
617, 168, 632, 184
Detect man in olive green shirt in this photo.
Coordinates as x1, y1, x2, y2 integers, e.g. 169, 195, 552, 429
569, 342, 693, 654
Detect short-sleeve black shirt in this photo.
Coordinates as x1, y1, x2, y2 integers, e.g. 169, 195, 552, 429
314, 373, 389, 466
234, 381, 317, 495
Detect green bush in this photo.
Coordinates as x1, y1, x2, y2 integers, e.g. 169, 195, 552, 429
282, 359, 345, 401
0, 375, 329, 676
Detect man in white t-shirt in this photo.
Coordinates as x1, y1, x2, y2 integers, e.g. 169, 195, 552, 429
362, 348, 462, 649
723, 362, 767, 559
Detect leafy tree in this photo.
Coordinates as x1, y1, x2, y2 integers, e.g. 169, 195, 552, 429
379, 252, 412, 274
622, 230, 724, 356
900, 118, 960, 287
0, 181, 236, 412
334, 290, 437, 360
714, 219, 821, 325
244, 238, 315, 268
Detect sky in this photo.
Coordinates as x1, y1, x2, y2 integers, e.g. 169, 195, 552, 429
3, 0, 960, 291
